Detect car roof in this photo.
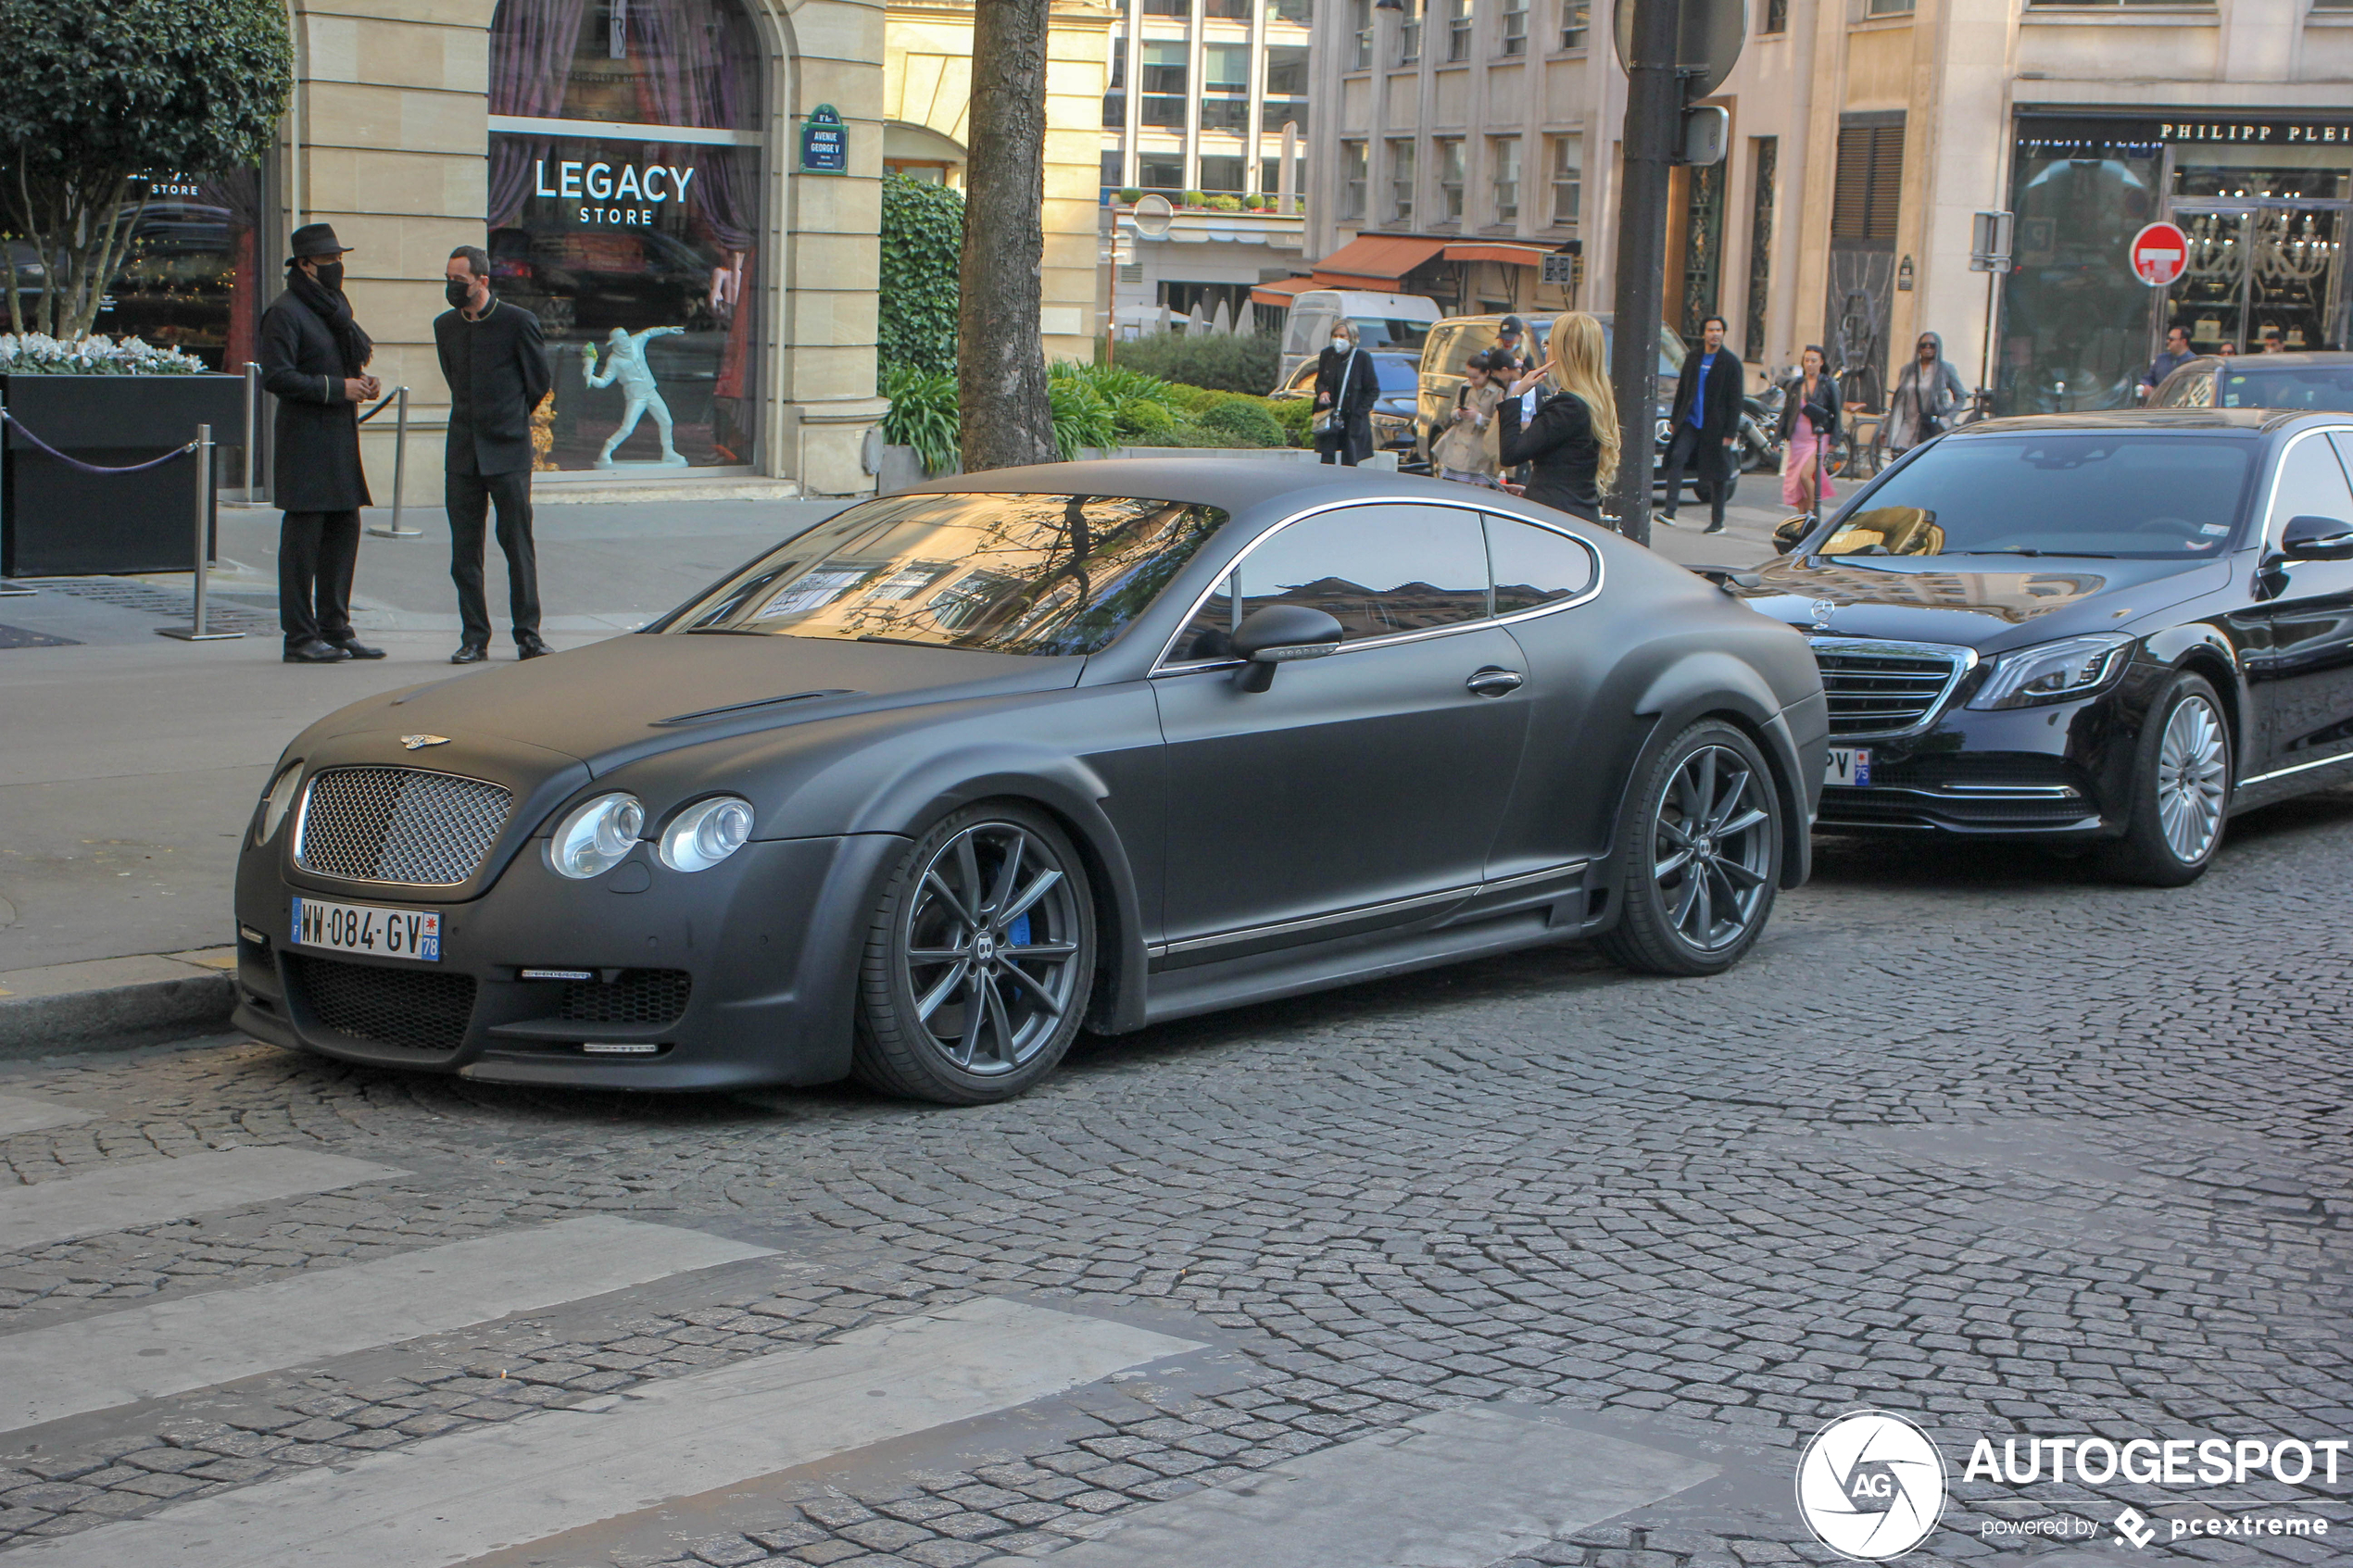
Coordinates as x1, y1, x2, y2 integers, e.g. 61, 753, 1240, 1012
1945, 408, 2321, 436
2174, 351, 2353, 370
900, 459, 1547, 517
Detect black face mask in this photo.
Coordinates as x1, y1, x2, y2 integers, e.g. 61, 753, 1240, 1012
312, 260, 345, 291
447, 279, 475, 308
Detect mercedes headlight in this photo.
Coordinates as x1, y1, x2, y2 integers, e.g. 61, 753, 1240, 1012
549, 793, 645, 879
256, 762, 303, 845
1967, 634, 2133, 710
659, 797, 754, 872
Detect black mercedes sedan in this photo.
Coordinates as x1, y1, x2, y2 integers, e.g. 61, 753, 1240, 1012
233, 461, 1825, 1102
1744, 409, 2353, 884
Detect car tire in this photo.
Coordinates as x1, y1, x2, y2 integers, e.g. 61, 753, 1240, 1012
851, 801, 1097, 1104
1597, 720, 1783, 977
2096, 671, 2232, 888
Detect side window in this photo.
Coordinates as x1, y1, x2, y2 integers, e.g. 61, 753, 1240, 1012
2268, 433, 2353, 543
2329, 433, 2353, 486
1485, 515, 1597, 614
2180, 372, 2215, 408
1175, 506, 1491, 657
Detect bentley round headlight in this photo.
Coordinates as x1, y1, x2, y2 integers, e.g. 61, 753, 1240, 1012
257, 762, 304, 845
550, 793, 645, 879
659, 797, 754, 872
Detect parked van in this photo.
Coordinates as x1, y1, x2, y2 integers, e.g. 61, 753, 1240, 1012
1276, 291, 1442, 385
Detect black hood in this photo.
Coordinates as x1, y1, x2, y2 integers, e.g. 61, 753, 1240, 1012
1734, 552, 2233, 653
304, 633, 1085, 774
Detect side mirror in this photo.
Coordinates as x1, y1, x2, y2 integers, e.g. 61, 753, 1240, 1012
1229, 605, 1344, 693
1772, 514, 1812, 556
2281, 514, 2353, 562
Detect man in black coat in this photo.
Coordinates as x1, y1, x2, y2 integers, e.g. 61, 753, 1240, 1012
1659, 314, 1743, 533
258, 223, 383, 662
436, 245, 553, 663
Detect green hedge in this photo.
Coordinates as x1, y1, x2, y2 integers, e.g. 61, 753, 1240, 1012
885, 359, 1311, 469
1108, 332, 1281, 396
877, 174, 963, 387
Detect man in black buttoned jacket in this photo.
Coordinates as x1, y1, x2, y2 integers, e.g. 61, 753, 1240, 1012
258, 223, 384, 662
1659, 314, 1743, 533
436, 245, 553, 663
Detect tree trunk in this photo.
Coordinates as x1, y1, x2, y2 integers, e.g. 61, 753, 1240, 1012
956, 0, 1058, 471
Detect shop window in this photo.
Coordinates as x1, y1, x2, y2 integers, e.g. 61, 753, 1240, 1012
1438, 138, 1466, 220
488, 0, 762, 470
1550, 135, 1581, 227
1996, 125, 2164, 414
1340, 141, 1369, 220
92, 167, 267, 375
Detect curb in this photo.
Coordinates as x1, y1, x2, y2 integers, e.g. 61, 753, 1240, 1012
0, 948, 239, 1060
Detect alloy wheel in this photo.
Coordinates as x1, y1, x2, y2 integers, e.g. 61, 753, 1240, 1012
900, 821, 1084, 1075
2156, 694, 2228, 863
1649, 745, 1775, 952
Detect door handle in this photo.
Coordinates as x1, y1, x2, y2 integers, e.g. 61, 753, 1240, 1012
1466, 667, 1525, 696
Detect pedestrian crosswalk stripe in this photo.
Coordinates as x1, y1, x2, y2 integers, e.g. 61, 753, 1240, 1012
0, 1147, 406, 1255
6, 1297, 1204, 1568
0, 1215, 776, 1433
975, 1407, 1719, 1568
0, 1093, 96, 1138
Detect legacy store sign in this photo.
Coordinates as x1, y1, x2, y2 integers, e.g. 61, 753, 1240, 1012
533, 158, 698, 226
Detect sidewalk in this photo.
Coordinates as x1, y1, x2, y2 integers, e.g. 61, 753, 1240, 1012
0, 482, 1790, 1017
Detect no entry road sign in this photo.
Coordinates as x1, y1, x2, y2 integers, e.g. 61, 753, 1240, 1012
2131, 221, 2189, 288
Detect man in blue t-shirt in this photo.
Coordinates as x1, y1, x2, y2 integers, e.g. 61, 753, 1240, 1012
1660, 315, 1743, 533
2137, 324, 2195, 401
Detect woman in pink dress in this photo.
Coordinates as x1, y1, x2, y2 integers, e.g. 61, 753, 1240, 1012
1776, 345, 1841, 512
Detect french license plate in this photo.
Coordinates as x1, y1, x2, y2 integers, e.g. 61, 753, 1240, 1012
1824, 747, 1871, 787
292, 897, 441, 962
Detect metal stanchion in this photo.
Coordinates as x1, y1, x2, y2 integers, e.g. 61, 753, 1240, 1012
367, 386, 421, 537
157, 424, 244, 642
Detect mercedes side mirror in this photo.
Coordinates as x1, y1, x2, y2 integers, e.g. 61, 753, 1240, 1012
2281, 514, 2353, 562
1772, 514, 1812, 556
1230, 605, 1344, 693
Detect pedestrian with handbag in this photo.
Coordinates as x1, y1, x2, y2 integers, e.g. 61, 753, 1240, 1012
1777, 345, 1841, 514
1495, 311, 1620, 526
1312, 321, 1378, 466
1431, 350, 1504, 486
1886, 331, 1967, 456
436, 245, 554, 664
258, 224, 384, 663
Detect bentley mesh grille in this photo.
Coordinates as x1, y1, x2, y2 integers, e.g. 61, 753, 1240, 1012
295, 766, 513, 885
558, 970, 693, 1026
1809, 639, 1973, 740
288, 955, 475, 1052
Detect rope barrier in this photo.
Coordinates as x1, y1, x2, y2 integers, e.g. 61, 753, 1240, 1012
356, 389, 400, 424
0, 408, 197, 476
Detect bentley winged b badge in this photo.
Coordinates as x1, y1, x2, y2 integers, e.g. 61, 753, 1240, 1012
401, 734, 451, 751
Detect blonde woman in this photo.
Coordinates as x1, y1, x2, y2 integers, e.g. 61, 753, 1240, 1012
1495, 312, 1620, 525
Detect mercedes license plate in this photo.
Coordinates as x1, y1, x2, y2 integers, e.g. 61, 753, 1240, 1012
292, 897, 441, 961
1823, 748, 1871, 787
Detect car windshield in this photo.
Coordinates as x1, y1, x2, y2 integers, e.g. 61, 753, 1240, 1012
662, 492, 1228, 656
1373, 357, 1420, 392
2219, 367, 2353, 412
1353, 316, 1430, 352
1822, 433, 2255, 559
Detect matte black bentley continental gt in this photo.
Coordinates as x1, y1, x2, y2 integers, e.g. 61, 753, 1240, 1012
233, 462, 1826, 1102
1746, 409, 2353, 885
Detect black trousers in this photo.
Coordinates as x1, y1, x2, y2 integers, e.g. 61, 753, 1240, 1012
1661, 423, 1730, 526
447, 467, 541, 648
279, 509, 360, 648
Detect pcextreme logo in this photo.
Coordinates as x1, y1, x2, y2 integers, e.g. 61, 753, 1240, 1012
1795, 1411, 1949, 1561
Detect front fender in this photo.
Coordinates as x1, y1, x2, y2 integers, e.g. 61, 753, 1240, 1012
1627, 647, 1819, 889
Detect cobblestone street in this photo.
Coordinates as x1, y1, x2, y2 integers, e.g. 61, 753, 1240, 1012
2, 803, 2349, 1566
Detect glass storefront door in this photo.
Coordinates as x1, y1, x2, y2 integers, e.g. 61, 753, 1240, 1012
2171, 206, 2347, 355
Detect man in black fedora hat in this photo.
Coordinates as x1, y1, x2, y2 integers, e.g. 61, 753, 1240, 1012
436, 244, 552, 663
258, 222, 383, 662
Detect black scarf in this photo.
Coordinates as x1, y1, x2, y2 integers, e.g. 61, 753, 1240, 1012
283, 263, 372, 378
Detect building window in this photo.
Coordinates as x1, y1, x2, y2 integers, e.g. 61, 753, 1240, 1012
1491, 136, 1521, 223
1761, 0, 1787, 31
1263, 154, 1306, 198
1743, 137, 1776, 363
1559, 0, 1588, 46
1139, 154, 1184, 192
1140, 42, 1189, 128
1103, 44, 1127, 128
1500, 0, 1528, 53
1400, 0, 1422, 62
1437, 137, 1466, 220
1202, 43, 1251, 132
1353, 0, 1375, 67
1204, 0, 1252, 17
1388, 138, 1416, 225
1341, 140, 1368, 219
1200, 155, 1248, 193
1447, 0, 1474, 57
1142, 0, 1188, 15
1270, 0, 1312, 20
1263, 44, 1308, 134
1549, 134, 1580, 226
1101, 151, 1126, 195
1865, 0, 1912, 14
488, 0, 762, 471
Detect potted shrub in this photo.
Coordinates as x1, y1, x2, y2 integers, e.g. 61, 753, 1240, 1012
0, 334, 246, 576
1243, 194, 1267, 211
1180, 190, 1206, 208
1117, 186, 1143, 205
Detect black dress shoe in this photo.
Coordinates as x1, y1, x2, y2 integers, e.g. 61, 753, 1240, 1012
327, 637, 385, 660
449, 645, 488, 665
283, 639, 352, 664
515, 637, 552, 660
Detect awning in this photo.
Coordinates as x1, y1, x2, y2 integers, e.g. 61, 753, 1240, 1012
1302, 233, 1451, 289
1441, 241, 1561, 267
1250, 277, 1315, 308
